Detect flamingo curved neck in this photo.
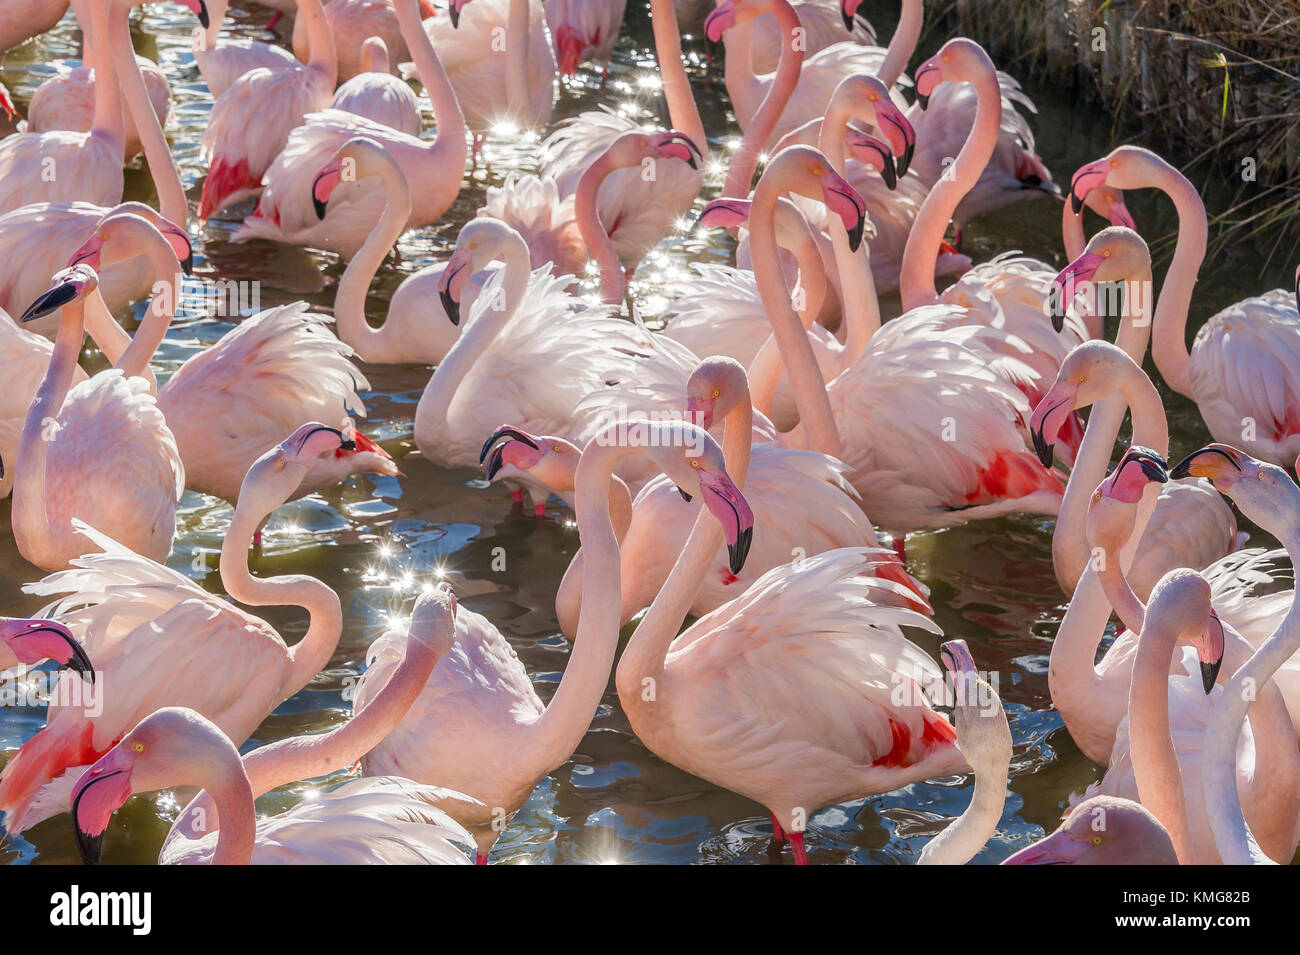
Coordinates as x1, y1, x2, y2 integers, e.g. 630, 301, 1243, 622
415, 239, 531, 442
197, 740, 258, 865
84, 288, 159, 394
504, 0, 532, 118
219, 477, 344, 698
723, 0, 803, 198
335, 160, 414, 362
919, 703, 1009, 864
1095, 549, 1145, 634
81, 0, 122, 151
878, 0, 924, 89
396, 0, 466, 169
104, 234, 184, 384
13, 303, 86, 568
299, 0, 338, 91
648, 0, 707, 159
574, 153, 627, 304
1147, 167, 1205, 399
899, 55, 1001, 310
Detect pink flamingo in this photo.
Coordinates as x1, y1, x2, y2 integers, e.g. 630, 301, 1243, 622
9, 265, 182, 572
329, 35, 421, 134
292, 0, 439, 83
544, 0, 625, 81
197, 0, 338, 220
0, 1, 70, 55
232, 0, 465, 259
72, 710, 477, 864
1001, 795, 1178, 864
0, 617, 92, 682
1070, 145, 1300, 466
1079, 453, 1300, 864
192, 0, 300, 98
0, 423, 366, 834
68, 210, 397, 504
356, 418, 753, 862
1178, 445, 1300, 865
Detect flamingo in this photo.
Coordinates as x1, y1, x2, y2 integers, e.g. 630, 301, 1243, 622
292, 0, 438, 83
415, 217, 703, 470
422, 0, 556, 149
0, 423, 366, 833
356, 418, 754, 862
1069, 146, 1300, 466
544, 0, 625, 81
0, 617, 93, 682
1079, 456, 1300, 864
534, 0, 706, 280
9, 265, 182, 572
483, 357, 927, 639
1031, 228, 1241, 601
1001, 795, 1179, 864
231, 0, 466, 259
0, 0, 70, 56
1177, 445, 1300, 865
71, 709, 477, 864
193, 0, 300, 98
197, 0, 338, 220
916, 638, 1012, 865
0, 200, 191, 336
67, 210, 397, 504
329, 35, 421, 134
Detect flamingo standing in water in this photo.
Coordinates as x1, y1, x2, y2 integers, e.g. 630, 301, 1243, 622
1078, 449, 1299, 864
197, 0, 338, 220
544, 0, 625, 81
232, 0, 465, 259
1069, 145, 1300, 466
356, 419, 753, 862
9, 265, 182, 572
1177, 445, 1300, 865
329, 35, 421, 134
66, 210, 397, 504
0, 424, 367, 834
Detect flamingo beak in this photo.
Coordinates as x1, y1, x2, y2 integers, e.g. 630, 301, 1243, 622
693, 199, 750, 232
699, 469, 754, 574
1069, 162, 1111, 215
844, 131, 896, 190
654, 132, 702, 170
1048, 251, 1106, 332
480, 426, 539, 466
180, 0, 210, 29
438, 250, 472, 327
1028, 381, 1078, 467
1193, 615, 1225, 695
71, 749, 138, 865
914, 62, 941, 110
164, 226, 195, 275
840, 0, 862, 31
704, 0, 737, 49
19, 269, 88, 323
1, 620, 94, 683
820, 169, 867, 252
1104, 193, 1136, 231
449, 0, 466, 28
1169, 444, 1245, 489
312, 163, 343, 221
1000, 832, 1074, 865
872, 101, 915, 179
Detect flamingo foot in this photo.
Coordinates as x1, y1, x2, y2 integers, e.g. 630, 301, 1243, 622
770, 812, 787, 844
475, 852, 489, 865
892, 536, 906, 563
788, 831, 808, 865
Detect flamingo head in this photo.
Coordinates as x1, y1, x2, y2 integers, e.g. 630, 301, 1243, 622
836, 74, 915, 178
704, 0, 741, 45
1029, 340, 1136, 466
1079, 186, 1136, 232
1047, 225, 1150, 331
0, 618, 93, 683
358, 36, 390, 75
72, 708, 230, 865
235, 423, 357, 505
448, 0, 472, 28
940, 639, 1010, 779
312, 137, 391, 221
913, 38, 993, 110
1172, 444, 1300, 534
1068, 145, 1165, 214
437, 218, 520, 327
604, 130, 702, 179
1001, 795, 1178, 865
70, 208, 193, 275
406, 581, 459, 658
1085, 445, 1167, 561
481, 427, 581, 493
767, 146, 867, 252
1151, 569, 1225, 694
18, 264, 98, 324
656, 422, 754, 574
694, 197, 752, 233
685, 357, 747, 431
176, 0, 211, 28
843, 130, 897, 190
839, 0, 865, 32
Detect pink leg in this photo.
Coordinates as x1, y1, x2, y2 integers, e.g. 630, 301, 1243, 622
892, 536, 906, 563
770, 812, 787, 844
267, 10, 283, 30
252, 530, 263, 549
510, 488, 526, 505
788, 832, 808, 865
534, 502, 546, 517
475, 852, 489, 865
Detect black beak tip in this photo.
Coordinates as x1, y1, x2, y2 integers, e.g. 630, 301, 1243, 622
181, 252, 195, 276
847, 217, 864, 253
340, 438, 357, 452
440, 288, 460, 326
917, 92, 930, 111
677, 486, 692, 503
19, 283, 75, 323
75, 826, 103, 866
485, 446, 506, 481
897, 143, 913, 180
313, 196, 328, 221
841, 8, 854, 31
1168, 454, 1196, 481
881, 159, 897, 191
1031, 429, 1055, 469
196, 1, 210, 28
449, 5, 460, 28
1200, 659, 1221, 695
728, 526, 753, 574
1070, 190, 1084, 215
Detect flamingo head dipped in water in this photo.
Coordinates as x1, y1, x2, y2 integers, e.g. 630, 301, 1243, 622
1001, 794, 1179, 864
311, 136, 391, 223
0, 618, 93, 683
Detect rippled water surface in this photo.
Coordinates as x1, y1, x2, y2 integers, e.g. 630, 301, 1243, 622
0, 0, 1294, 865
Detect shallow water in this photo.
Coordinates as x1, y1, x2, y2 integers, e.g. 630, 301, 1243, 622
0, 1, 1294, 865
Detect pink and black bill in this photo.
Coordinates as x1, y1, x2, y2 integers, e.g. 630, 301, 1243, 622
481, 426, 541, 475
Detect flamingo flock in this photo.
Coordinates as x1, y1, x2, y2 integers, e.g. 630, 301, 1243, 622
0, 0, 1295, 868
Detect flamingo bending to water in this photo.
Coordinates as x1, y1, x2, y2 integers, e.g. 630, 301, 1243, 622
0, 424, 366, 833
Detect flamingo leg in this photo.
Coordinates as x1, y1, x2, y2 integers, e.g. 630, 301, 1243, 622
788, 831, 808, 865
510, 488, 526, 505
475, 851, 489, 865
892, 536, 906, 563
770, 812, 787, 844
267, 10, 283, 31
534, 502, 546, 517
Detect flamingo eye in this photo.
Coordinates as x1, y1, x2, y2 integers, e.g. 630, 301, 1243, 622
1103, 250, 1111, 258
1076, 375, 1086, 384
1091, 835, 1103, 846
690, 459, 701, 469
712, 389, 720, 398
552, 444, 562, 452
1110, 159, 1120, 168
132, 742, 144, 753
867, 92, 878, 101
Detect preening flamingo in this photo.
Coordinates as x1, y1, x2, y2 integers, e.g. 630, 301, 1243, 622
1069, 145, 1300, 466
197, 0, 338, 220
329, 35, 421, 134
424, 0, 555, 146
0, 618, 92, 682
233, 0, 466, 258
1175, 445, 1300, 865
1079, 456, 1300, 865
1032, 228, 1240, 601
917, 639, 1012, 865
544, 0, 625, 80
293, 0, 437, 83
1001, 795, 1178, 864
68, 210, 397, 503
9, 265, 182, 572
413, 217, 698, 470
193, 0, 300, 98
0, 424, 365, 833
356, 419, 753, 862
72, 709, 477, 864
